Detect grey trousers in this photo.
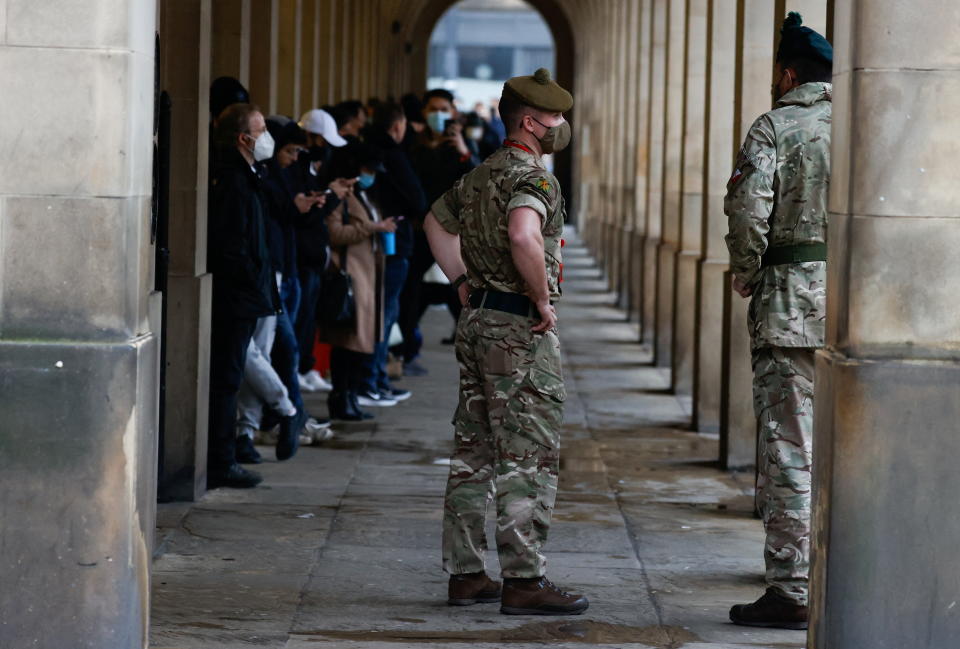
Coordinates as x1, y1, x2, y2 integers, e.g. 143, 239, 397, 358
236, 311, 296, 439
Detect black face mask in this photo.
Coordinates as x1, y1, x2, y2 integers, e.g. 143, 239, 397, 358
309, 145, 332, 165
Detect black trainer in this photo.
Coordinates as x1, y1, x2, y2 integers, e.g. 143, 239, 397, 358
208, 463, 263, 489
277, 409, 307, 461
235, 435, 262, 464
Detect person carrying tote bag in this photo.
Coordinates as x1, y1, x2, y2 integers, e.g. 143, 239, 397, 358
319, 143, 396, 420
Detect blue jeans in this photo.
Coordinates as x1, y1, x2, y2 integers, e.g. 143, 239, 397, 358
295, 268, 323, 375
361, 256, 409, 393
272, 276, 305, 417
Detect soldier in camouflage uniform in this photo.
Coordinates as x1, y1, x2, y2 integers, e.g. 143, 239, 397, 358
725, 13, 832, 630
424, 68, 589, 616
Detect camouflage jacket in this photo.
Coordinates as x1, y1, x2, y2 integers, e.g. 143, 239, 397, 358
724, 82, 831, 349
432, 144, 565, 300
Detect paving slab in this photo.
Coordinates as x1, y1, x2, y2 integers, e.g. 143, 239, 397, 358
150, 235, 803, 649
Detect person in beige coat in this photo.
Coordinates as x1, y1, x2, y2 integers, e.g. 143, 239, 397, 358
321, 144, 397, 420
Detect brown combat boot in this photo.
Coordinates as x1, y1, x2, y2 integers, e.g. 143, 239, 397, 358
447, 572, 502, 606
500, 577, 589, 616
729, 587, 809, 630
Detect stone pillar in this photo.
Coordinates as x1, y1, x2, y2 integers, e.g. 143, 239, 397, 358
631, 0, 653, 327
159, 0, 214, 502
211, 0, 251, 83
0, 1, 159, 646
718, 0, 773, 468
276, 0, 302, 117
248, 0, 278, 112
694, 0, 736, 434
655, 0, 685, 367
810, 3, 960, 647
642, 0, 667, 348
671, 0, 707, 395
299, 0, 318, 115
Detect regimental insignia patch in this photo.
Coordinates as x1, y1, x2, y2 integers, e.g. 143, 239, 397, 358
536, 178, 552, 194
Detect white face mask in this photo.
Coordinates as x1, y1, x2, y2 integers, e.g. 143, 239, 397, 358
466, 126, 483, 141
246, 129, 275, 161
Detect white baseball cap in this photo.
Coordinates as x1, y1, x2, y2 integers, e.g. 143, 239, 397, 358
298, 109, 347, 147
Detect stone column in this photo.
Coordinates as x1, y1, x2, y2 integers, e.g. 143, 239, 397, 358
299, 0, 318, 115
631, 0, 653, 326
693, 0, 736, 434
248, 0, 278, 112
211, 0, 251, 83
671, 0, 707, 395
655, 0, 685, 367
718, 0, 773, 468
159, 0, 214, 502
0, 1, 159, 646
642, 0, 667, 348
276, 0, 302, 117
810, 3, 960, 647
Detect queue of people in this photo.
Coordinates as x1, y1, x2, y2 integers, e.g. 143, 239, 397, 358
205, 77, 505, 489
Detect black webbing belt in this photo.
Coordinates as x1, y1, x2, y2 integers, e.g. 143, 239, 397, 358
760, 242, 827, 268
469, 290, 540, 317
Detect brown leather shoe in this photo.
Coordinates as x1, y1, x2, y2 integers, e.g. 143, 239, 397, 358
500, 577, 589, 616
447, 572, 502, 606
729, 587, 809, 630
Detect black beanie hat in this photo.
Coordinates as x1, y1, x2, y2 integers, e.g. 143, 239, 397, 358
776, 12, 833, 66
210, 77, 250, 119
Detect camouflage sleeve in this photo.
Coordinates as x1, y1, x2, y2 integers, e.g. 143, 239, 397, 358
507, 171, 561, 225
724, 115, 776, 287
431, 177, 464, 235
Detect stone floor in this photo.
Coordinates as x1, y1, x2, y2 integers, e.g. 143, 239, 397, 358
150, 238, 804, 649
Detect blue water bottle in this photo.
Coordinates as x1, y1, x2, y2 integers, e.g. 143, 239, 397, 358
381, 231, 396, 256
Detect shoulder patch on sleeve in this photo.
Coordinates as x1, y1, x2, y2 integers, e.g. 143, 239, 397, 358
535, 177, 552, 195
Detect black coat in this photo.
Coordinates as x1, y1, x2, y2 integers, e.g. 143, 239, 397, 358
260, 159, 300, 280
287, 157, 342, 271
208, 149, 281, 319
368, 129, 428, 259
409, 138, 479, 207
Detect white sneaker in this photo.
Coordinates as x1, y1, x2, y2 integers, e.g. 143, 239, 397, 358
304, 370, 333, 392
304, 417, 331, 434
299, 373, 318, 393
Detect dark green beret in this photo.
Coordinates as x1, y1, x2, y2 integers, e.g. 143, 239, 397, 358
777, 12, 832, 65
503, 68, 573, 113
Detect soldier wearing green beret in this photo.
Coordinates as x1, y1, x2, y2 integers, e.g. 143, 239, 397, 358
424, 68, 588, 616
725, 12, 832, 630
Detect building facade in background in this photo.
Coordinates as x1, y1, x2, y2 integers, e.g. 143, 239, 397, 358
428, 0, 554, 109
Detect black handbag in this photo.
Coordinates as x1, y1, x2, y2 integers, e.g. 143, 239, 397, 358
319, 201, 357, 329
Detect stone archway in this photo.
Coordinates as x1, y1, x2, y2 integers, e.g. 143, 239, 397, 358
404, 0, 578, 212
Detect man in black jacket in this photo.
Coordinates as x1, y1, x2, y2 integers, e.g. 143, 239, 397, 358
207, 103, 281, 488
362, 103, 428, 402
398, 89, 480, 374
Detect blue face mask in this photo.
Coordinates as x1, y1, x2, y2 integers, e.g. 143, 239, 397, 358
357, 172, 376, 190
426, 110, 452, 134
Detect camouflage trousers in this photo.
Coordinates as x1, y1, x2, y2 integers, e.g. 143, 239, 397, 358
752, 346, 815, 605
442, 305, 565, 579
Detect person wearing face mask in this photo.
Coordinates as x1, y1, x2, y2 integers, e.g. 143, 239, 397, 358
463, 112, 499, 161
363, 102, 429, 404
206, 103, 282, 489
291, 109, 352, 394
318, 144, 398, 420
422, 68, 586, 616
724, 12, 832, 630
398, 89, 481, 376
